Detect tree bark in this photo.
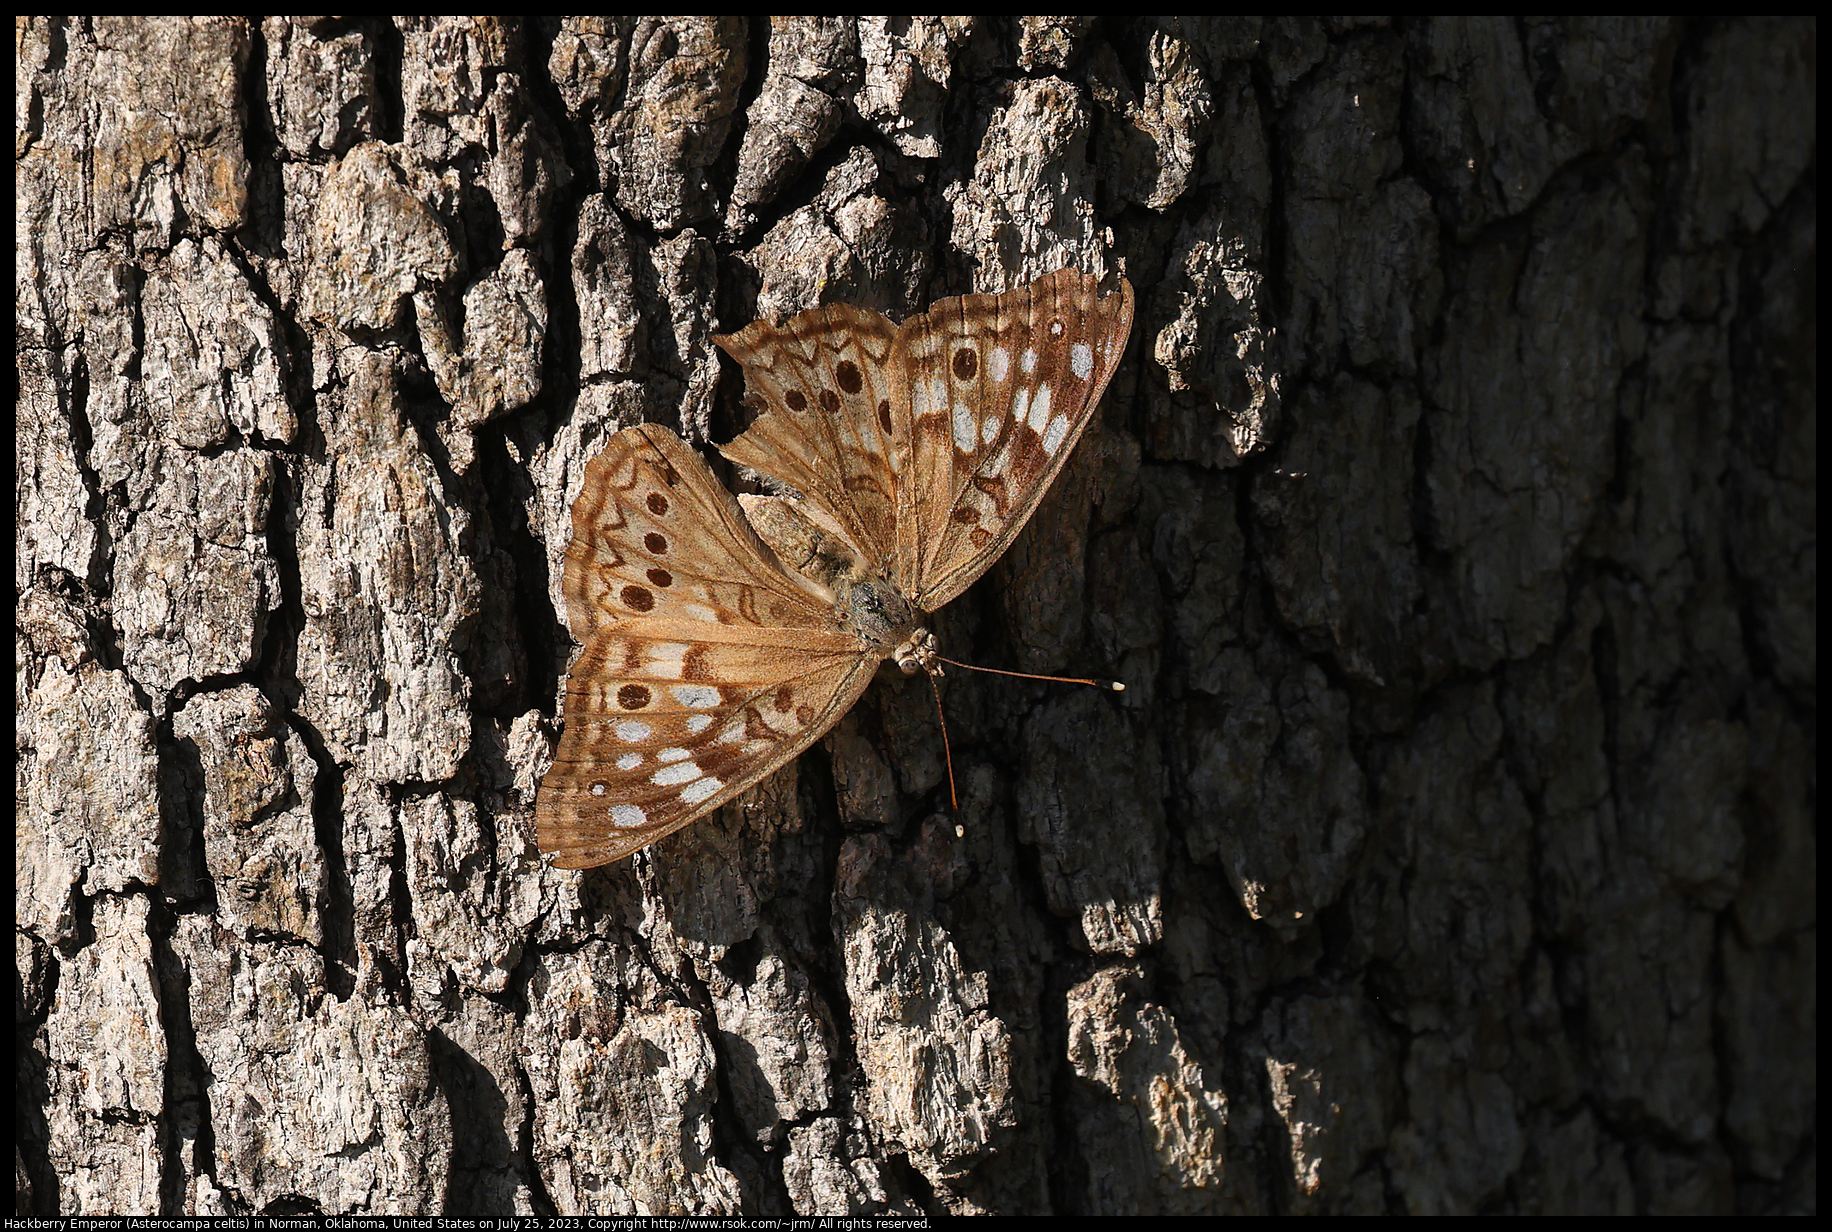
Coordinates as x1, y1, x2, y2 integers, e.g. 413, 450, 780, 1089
16, 16, 1814, 1216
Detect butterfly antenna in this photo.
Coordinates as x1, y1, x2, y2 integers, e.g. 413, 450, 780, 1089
925, 668, 960, 812
934, 657, 1126, 692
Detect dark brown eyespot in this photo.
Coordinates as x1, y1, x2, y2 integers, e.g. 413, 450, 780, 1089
646, 493, 669, 515
819, 388, 841, 414
646, 568, 673, 587
836, 360, 863, 393
617, 684, 652, 710
773, 684, 794, 712
620, 585, 654, 612
644, 532, 667, 554
878, 401, 893, 436
953, 347, 979, 379
785, 389, 808, 412
951, 506, 980, 523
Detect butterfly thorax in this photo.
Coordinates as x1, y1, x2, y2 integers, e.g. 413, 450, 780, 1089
743, 490, 928, 664
834, 569, 927, 663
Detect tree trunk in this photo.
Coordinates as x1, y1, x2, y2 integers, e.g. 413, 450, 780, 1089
16, 16, 1814, 1216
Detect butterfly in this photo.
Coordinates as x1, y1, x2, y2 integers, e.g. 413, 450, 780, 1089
537, 267, 1135, 868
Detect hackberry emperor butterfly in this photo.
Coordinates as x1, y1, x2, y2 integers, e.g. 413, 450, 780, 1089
538, 268, 1134, 868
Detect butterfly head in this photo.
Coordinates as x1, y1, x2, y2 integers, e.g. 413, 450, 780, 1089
893, 628, 941, 678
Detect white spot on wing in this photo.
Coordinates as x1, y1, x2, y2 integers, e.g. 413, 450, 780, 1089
981, 414, 1000, 444
1042, 413, 1071, 454
611, 804, 646, 828
952, 402, 975, 451
686, 715, 713, 733
1071, 343, 1093, 380
716, 723, 745, 745
651, 761, 701, 787
989, 347, 1010, 382
1026, 383, 1053, 431
1011, 386, 1031, 423
646, 643, 688, 679
926, 377, 948, 417
657, 747, 693, 763
615, 720, 652, 743
670, 684, 720, 708
684, 603, 719, 622
616, 752, 643, 771
680, 777, 722, 805
1021, 348, 1038, 375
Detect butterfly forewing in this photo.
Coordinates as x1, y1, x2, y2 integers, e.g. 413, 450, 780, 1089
541, 422, 881, 868
560, 422, 834, 643
894, 269, 1134, 611
538, 619, 875, 868
715, 305, 903, 573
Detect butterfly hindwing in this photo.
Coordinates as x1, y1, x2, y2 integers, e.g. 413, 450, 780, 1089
560, 422, 835, 643
894, 269, 1134, 610
715, 305, 903, 574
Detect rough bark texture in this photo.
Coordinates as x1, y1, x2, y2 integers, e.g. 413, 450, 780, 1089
15, 16, 1814, 1216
